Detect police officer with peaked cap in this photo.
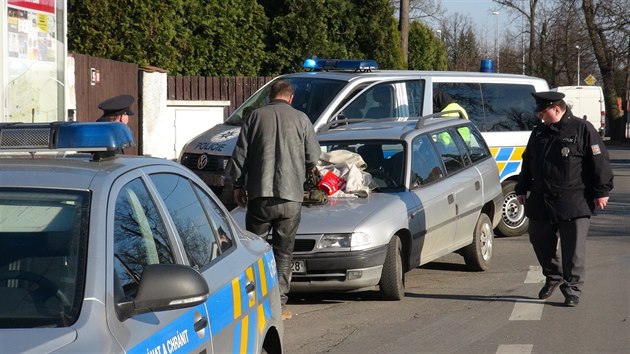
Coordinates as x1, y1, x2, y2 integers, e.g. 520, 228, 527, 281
515, 91, 614, 307
97, 95, 135, 124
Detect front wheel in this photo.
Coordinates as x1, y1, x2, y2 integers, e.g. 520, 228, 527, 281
496, 180, 528, 237
379, 236, 404, 300
463, 213, 493, 271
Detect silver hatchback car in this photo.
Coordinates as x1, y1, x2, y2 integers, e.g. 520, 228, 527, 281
234, 114, 502, 300
0, 122, 283, 353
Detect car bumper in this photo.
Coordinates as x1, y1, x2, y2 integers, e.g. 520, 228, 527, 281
290, 245, 388, 292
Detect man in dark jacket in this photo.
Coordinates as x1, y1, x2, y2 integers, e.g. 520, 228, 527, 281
515, 91, 614, 307
229, 80, 321, 320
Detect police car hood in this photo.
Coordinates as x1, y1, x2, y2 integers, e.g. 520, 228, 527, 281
0, 328, 76, 352
231, 193, 406, 234
184, 124, 241, 157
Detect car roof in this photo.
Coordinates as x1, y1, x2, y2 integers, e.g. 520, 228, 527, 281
317, 117, 467, 142
279, 69, 548, 84
0, 155, 177, 190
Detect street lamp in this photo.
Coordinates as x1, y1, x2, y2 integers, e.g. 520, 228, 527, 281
576, 45, 581, 86
493, 11, 500, 72
436, 29, 442, 41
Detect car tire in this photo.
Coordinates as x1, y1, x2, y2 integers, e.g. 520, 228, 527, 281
379, 236, 404, 301
463, 213, 493, 271
496, 180, 528, 237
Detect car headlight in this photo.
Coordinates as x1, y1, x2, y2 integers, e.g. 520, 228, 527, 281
318, 232, 372, 249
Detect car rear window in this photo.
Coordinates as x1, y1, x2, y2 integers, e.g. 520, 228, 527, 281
0, 188, 89, 328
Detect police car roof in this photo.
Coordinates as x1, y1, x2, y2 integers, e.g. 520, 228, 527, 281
279, 69, 547, 84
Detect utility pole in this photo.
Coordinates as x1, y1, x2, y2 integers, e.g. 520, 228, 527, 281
399, 0, 409, 67
493, 11, 500, 73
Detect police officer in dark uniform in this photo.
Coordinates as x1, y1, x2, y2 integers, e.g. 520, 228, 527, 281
97, 95, 135, 124
515, 91, 613, 307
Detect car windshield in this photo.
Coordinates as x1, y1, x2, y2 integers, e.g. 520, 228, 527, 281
320, 140, 406, 191
0, 188, 89, 328
225, 77, 347, 126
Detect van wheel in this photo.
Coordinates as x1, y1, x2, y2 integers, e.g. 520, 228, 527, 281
379, 236, 404, 300
496, 180, 528, 237
463, 213, 493, 271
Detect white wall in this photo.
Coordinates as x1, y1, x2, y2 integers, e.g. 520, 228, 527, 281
140, 70, 229, 160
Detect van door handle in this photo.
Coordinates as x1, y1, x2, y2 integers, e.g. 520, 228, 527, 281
475, 181, 480, 191
194, 316, 208, 332
447, 194, 454, 204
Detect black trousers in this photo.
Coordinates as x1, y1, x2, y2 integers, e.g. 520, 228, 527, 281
528, 217, 590, 296
245, 197, 302, 307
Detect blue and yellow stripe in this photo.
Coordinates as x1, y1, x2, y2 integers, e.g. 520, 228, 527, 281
490, 146, 525, 181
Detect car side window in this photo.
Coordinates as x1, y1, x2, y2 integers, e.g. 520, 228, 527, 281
432, 130, 467, 174
149, 173, 224, 269
457, 125, 491, 163
114, 178, 174, 297
411, 135, 444, 187
194, 184, 234, 254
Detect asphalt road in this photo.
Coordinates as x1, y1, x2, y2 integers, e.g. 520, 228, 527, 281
282, 143, 630, 354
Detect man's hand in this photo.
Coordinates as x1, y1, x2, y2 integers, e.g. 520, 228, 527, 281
516, 195, 526, 205
594, 196, 609, 210
234, 188, 247, 208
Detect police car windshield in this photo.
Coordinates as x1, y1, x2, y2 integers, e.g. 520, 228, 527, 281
320, 141, 406, 192
225, 77, 347, 126
0, 188, 89, 328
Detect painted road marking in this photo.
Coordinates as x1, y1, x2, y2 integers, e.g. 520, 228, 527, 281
496, 344, 533, 354
524, 265, 545, 284
509, 300, 545, 320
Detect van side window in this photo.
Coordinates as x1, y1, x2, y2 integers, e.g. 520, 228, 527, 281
434, 83, 482, 128
480, 83, 538, 131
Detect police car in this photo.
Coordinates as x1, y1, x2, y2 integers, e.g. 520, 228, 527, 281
0, 122, 283, 353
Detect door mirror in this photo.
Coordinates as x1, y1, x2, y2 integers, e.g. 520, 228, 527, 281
116, 264, 209, 321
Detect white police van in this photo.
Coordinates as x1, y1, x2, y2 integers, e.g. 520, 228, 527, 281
179, 59, 550, 237
0, 122, 283, 353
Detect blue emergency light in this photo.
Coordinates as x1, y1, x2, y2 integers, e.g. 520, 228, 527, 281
303, 58, 378, 72
0, 122, 134, 153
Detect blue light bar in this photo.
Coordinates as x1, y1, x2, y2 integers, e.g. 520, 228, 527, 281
303, 58, 378, 72
0, 122, 134, 152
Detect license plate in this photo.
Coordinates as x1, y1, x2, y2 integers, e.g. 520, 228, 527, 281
291, 260, 306, 274
201, 174, 225, 187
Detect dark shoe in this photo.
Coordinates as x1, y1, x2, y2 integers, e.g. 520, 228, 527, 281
538, 282, 560, 299
564, 295, 579, 307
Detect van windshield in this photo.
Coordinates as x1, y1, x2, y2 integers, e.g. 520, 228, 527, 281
225, 77, 347, 126
0, 188, 89, 328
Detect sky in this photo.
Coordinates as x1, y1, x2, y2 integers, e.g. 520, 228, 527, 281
438, 0, 519, 56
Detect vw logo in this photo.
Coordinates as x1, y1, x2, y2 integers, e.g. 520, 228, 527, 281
197, 154, 209, 170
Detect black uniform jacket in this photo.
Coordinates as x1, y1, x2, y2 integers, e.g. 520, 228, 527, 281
515, 110, 614, 223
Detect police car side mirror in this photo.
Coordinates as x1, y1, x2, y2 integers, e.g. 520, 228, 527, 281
116, 264, 209, 321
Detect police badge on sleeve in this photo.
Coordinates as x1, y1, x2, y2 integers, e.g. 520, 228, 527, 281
591, 144, 602, 155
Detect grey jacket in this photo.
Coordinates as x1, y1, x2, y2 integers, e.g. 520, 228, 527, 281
229, 100, 321, 202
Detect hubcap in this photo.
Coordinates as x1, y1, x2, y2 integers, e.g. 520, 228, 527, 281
502, 193, 525, 228
480, 222, 493, 261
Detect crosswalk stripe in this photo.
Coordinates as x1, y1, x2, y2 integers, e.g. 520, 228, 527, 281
496, 344, 533, 354
524, 265, 545, 283
509, 301, 545, 320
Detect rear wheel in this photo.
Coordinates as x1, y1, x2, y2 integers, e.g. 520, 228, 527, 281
379, 236, 404, 300
496, 180, 528, 237
463, 213, 493, 271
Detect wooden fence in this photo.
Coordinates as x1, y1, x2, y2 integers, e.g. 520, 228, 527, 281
167, 76, 273, 117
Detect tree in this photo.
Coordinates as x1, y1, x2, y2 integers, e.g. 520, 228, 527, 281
407, 21, 447, 70
68, 0, 186, 73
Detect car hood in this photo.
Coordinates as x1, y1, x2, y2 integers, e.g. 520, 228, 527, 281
184, 124, 241, 157
0, 328, 76, 353
232, 193, 406, 234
